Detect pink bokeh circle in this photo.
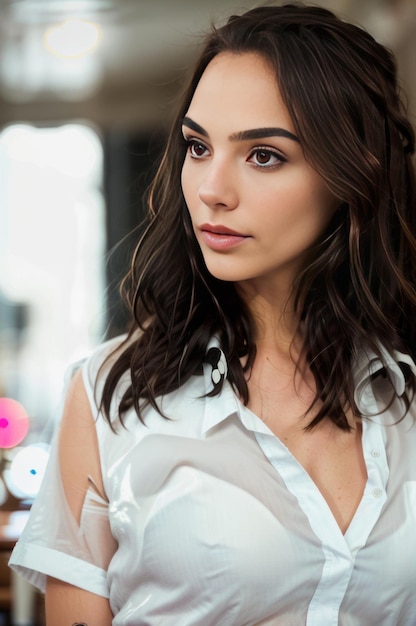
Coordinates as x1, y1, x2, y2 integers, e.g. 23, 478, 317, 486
0, 398, 30, 448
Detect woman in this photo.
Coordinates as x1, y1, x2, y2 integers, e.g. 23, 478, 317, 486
10, 3, 416, 625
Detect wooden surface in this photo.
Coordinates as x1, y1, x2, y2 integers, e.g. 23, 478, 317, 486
0, 511, 30, 551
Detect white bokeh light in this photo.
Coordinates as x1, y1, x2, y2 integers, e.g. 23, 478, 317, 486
44, 19, 101, 59
5, 444, 51, 499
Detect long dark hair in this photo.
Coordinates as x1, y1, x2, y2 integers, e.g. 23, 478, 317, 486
99, 3, 416, 430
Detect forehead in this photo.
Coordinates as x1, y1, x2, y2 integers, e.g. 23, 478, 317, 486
185, 52, 295, 134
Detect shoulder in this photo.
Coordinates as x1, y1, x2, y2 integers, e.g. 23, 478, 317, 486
80, 334, 130, 413
82, 334, 128, 384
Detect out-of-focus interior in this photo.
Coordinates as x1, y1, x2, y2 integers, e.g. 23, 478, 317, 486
0, 0, 415, 623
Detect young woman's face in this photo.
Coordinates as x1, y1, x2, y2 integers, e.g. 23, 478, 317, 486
181, 52, 337, 291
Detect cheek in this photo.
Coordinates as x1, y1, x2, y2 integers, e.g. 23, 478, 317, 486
181, 163, 194, 210
256, 180, 336, 242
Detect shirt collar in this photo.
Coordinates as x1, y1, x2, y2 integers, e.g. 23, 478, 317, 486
201, 337, 239, 434
200, 337, 416, 432
353, 344, 416, 410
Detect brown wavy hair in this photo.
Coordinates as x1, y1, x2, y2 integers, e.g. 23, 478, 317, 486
100, 3, 416, 430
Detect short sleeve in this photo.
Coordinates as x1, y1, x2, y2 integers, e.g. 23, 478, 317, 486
9, 350, 119, 597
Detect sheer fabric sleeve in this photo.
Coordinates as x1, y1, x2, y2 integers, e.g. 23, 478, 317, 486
9, 348, 119, 597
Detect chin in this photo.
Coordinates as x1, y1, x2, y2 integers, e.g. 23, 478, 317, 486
199, 248, 261, 283
203, 262, 251, 284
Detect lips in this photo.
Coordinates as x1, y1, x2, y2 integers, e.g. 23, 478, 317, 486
201, 224, 245, 237
199, 223, 250, 251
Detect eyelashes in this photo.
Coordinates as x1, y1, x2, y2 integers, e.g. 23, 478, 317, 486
247, 147, 287, 169
183, 138, 209, 159
182, 136, 287, 170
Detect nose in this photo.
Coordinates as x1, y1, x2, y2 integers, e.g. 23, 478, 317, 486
198, 159, 238, 211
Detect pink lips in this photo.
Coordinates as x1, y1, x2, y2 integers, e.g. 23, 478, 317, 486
199, 224, 249, 251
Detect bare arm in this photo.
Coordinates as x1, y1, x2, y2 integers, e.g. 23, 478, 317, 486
45, 368, 114, 625
46, 577, 113, 626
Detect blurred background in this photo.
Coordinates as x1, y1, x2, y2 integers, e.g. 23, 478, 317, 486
0, 0, 415, 623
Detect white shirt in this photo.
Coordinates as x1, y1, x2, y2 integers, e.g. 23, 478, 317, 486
9, 336, 416, 625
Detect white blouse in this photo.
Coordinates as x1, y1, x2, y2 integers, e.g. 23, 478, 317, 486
9, 336, 416, 625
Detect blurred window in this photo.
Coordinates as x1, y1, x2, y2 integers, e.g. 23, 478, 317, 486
0, 123, 105, 438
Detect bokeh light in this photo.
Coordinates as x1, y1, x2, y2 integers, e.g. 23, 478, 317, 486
0, 398, 30, 448
44, 19, 101, 59
6, 444, 50, 499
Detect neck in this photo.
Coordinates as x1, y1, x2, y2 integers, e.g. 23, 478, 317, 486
237, 278, 314, 423
236, 279, 301, 356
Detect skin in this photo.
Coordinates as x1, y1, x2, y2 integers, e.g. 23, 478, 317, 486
181, 51, 338, 310
182, 52, 367, 534
46, 51, 367, 620
45, 370, 113, 625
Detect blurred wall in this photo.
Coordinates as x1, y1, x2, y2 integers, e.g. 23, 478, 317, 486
0, 0, 415, 132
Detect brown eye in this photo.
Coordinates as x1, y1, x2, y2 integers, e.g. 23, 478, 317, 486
256, 150, 272, 164
189, 140, 209, 158
248, 147, 286, 169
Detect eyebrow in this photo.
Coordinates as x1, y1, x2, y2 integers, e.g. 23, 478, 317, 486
182, 116, 299, 143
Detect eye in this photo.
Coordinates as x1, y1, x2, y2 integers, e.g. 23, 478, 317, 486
248, 148, 286, 169
184, 138, 210, 159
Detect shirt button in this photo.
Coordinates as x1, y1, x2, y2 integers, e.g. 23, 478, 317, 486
211, 369, 221, 384
371, 450, 380, 458
371, 487, 384, 498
